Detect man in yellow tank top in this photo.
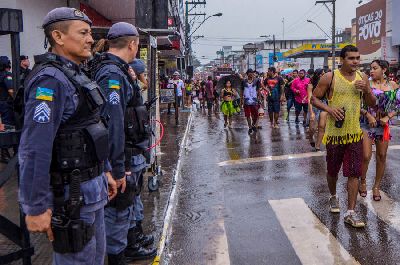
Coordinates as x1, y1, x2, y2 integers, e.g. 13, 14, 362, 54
311, 45, 376, 228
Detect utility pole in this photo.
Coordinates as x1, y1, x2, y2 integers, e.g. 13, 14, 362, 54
282, 18, 285, 41
273, 34, 276, 63
316, 0, 336, 70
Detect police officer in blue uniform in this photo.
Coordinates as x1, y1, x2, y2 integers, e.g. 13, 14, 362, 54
0, 56, 15, 162
18, 7, 117, 265
124, 59, 157, 260
92, 22, 157, 264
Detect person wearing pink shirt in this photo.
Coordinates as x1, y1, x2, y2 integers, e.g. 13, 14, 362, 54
291, 69, 310, 125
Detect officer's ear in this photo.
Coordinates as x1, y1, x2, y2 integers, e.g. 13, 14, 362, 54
51, 30, 65, 46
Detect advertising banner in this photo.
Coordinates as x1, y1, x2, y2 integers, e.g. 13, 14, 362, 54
356, 0, 386, 63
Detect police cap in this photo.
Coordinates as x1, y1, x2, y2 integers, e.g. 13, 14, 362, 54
20, 55, 29, 60
129, 59, 146, 75
0, 56, 10, 66
42, 7, 92, 28
107, 22, 139, 40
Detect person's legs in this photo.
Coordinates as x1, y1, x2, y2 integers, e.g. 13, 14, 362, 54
286, 98, 294, 121
224, 115, 228, 127
360, 132, 372, 196
251, 105, 258, 130
342, 141, 365, 227
373, 139, 389, 199
326, 143, 345, 213
294, 102, 301, 123
273, 112, 279, 128
268, 100, 274, 125
302, 104, 308, 126
316, 111, 327, 150
228, 115, 232, 127
244, 106, 252, 133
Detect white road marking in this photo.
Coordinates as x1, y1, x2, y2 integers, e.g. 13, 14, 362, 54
218, 145, 400, 167
358, 190, 400, 232
269, 198, 360, 265
206, 218, 231, 265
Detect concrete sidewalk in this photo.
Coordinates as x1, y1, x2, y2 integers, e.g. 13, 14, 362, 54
0, 108, 191, 265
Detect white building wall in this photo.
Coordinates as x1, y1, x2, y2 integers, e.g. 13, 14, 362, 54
0, 0, 68, 63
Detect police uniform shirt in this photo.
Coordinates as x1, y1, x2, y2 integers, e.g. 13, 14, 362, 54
18, 53, 108, 216
0, 70, 13, 101
95, 53, 133, 180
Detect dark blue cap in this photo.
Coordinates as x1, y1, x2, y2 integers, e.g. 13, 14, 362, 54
107, 22, 139, 40
129, 59, 146, 75
42, 7, 92, 28
0, 56, 10, 65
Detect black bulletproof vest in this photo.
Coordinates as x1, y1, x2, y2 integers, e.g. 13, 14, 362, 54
26, 53, 108, 173
0, 71, 9, 101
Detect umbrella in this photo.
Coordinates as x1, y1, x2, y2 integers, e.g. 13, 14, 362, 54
281, 68, 294, 75
216, 74, 243, 93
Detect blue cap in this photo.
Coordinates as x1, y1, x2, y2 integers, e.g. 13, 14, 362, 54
42, 7, 92, 28
0, 56, 10, 66
107, 22, 139, 40
129, 59, 146, 75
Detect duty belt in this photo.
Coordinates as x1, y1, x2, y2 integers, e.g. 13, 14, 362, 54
51, 163, 103, 185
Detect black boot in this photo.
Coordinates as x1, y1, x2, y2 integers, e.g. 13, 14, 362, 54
125, 244, 157, 261
135, 221, 154, 247
108, 251, 127, 265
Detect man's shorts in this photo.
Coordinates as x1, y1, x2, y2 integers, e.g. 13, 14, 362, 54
295, 102, 308, 113
267, 99, 280, 113
326, 140, 363, 178
244, 104, 259, 120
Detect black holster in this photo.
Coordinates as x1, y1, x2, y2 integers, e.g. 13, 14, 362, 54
51, 216, 94, 254
107, 178, 137, 211
50, 169, 94, 253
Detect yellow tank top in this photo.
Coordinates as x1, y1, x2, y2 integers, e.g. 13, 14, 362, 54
323, 69, 363, 145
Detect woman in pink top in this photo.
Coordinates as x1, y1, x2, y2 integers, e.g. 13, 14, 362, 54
291, 69, 310, 125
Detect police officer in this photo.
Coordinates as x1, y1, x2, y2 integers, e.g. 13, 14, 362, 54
19, 55, 31, 84
124, 59, 157, 260
0, 56, 14, 162
18, 7, 116, 265
92, 22, 139, 265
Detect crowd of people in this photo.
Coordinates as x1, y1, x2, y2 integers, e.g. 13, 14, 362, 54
161, 44, 400, 229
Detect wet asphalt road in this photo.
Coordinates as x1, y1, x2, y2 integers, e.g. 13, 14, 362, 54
164, 109, 400, 265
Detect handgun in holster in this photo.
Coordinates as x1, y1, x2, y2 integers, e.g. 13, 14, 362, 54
51, 169, 95, 254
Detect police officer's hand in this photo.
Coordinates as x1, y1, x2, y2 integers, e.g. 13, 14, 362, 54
116, 175, 127, 194
26, 209, 54, 242
105, 172, 117, 200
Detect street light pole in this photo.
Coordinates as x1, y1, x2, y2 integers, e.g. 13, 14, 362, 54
316, 0, 336, 70
307, 20, 332, 40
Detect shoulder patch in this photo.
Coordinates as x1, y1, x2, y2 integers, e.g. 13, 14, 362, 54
36, 87, 54, 101
33, 102, 51, 123
109, 91, 120, 105
109, 79, 120, 90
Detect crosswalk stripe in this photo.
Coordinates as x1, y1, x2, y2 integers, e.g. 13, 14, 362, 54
218, 145, 400, 167
358, 191, 400, 231
269, 198, 360, 265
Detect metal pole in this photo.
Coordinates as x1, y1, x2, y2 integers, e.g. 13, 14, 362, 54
332, 0, 336, 70
273, 34, 276, 63
232, 54, 235, 70
282, 18, 285, 41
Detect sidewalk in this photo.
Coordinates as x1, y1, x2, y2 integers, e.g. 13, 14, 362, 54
0, 108, 191, 265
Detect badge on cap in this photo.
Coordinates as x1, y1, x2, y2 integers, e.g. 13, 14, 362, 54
33, 102, 51, 123
109, 91, 120, 105
74, 9, 84, 18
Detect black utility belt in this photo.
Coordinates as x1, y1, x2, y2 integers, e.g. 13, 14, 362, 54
51, 163, 103, 185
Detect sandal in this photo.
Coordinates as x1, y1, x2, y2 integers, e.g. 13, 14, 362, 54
372, 187, 381, 201
359, 181, 367, 198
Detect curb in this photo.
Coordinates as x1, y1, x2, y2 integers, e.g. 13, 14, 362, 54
152, 111, 193, 265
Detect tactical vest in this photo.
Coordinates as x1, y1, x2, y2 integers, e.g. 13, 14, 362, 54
26, 53, 109, 183
89, 53, 151, 170
0, 71, 10, 101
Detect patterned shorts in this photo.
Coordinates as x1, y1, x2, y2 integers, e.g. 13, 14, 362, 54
326, 140, 363, 178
